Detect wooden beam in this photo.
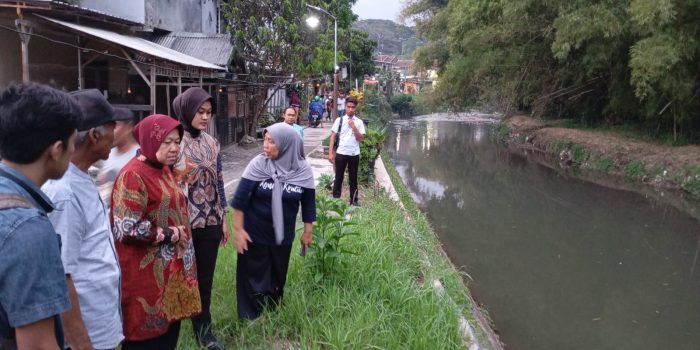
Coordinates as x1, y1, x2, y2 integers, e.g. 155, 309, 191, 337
121, 48, 150, 87
150, 65, 156, 111
77, 36, 83, 89
166, 83, 171, 116
177, 71, 182, 95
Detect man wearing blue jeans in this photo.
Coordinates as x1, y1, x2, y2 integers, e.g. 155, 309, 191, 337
0, 83, 82, 350
328, 96, 365, 205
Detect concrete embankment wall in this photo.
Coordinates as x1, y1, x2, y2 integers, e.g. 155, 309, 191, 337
374, 154, 504, 350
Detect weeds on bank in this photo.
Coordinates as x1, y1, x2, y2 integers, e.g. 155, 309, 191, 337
493, 122, 510, 142
305, 195, 358, 283
679, 164, 700, 197
177, 190, 469, 348
590, 156, 614, 172
624, 160, 646, 179
317, 173, 333, 191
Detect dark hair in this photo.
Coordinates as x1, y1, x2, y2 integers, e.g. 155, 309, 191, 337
283, 106, 297, 115
345, 96, 358, 106
0, 83, 82, 163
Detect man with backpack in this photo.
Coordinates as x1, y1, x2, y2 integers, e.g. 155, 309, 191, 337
327, 96, 365, 206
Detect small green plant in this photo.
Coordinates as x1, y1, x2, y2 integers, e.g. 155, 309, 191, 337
591, 157, 614, 172
493, 123, 510, 141
317, 173, 334, 191
680, 164, 700, 197
624, 160, 646, 179
305, 195, 359, 282
570, 143, 587, 165
552, 139, 573, 153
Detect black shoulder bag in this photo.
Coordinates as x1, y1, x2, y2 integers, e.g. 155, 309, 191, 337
333, 116, 343, 151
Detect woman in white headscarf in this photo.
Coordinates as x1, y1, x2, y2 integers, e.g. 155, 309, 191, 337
230, 122, 316, 319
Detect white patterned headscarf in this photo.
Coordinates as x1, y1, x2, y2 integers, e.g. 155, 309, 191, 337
241, 123, 315, 244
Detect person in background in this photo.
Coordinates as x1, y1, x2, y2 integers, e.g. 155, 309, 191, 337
172, 87, 227, 350
96, 107, 139, 205
0, 83, 82, 350
337, 93, 346, 120
42, 89, 124, 350
111, 114, 200, 350
282, 106, 304, 138
308, 96, 325, 128
325, 94, 333, 121
231, 123, 316, 320
328, 96, 365, 206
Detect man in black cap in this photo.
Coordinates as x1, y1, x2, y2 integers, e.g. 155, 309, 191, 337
42, 89, 126, 350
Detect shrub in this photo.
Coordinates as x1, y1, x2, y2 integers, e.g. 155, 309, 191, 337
359, 127, 388, 183
624, 160, 646, 179
389, 94, 415, 118
305, 195, 358, 282
317, 173, 334, 191
493, 123, 510, 141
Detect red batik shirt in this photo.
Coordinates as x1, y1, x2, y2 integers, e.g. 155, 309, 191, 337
110, 156, 201, 341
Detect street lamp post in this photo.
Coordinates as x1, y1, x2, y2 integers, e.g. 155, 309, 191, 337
305, 4, 338, 120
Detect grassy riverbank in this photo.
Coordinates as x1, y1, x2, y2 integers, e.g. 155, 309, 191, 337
176, 184, 481, 348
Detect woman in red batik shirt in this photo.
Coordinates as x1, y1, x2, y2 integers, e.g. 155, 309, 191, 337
110, 114, 201, 350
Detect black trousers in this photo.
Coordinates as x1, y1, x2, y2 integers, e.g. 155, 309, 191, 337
191, 225, 223, 339
236, 242, 292, 320
332, 153, 360, 204
121, 321, 181, 350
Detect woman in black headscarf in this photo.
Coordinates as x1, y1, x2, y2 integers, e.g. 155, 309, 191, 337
230, 122, 316, 319
172, 88, 227, 349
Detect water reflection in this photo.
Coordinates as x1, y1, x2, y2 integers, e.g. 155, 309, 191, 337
387, 119, 700, 350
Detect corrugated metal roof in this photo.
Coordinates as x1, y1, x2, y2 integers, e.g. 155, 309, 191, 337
37, 16, 225, 71
149, 32, 232, 68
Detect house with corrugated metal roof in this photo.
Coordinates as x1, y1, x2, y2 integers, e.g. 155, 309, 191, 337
0, 0, 264, 145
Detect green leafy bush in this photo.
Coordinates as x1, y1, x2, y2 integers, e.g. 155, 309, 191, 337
624, 160, 646, 179
305, 195, 358, 282
359, 127, 388, 183
389, 94, 415, 118
317, 173, 334, 191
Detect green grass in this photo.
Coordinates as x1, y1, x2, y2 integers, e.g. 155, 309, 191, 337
177, 189, 473, 348
570, 143, 587, 165
624, 160, 646, 179
590, 156, 614, 172
493, 122, 510, 141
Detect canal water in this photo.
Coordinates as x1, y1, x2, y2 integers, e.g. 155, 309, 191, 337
385, 116, 700, 350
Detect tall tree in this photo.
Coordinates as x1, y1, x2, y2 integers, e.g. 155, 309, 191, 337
223, 0, 309, 135
348, 29, 377, 82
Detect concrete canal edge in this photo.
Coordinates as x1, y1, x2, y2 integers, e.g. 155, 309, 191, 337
374, 155, 504, 350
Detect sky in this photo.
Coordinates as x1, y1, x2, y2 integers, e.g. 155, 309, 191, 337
352, 0, 408, 24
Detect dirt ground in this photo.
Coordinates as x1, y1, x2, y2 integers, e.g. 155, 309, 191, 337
504, 115, 700, 206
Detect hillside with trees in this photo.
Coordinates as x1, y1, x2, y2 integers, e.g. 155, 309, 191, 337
353, 19, 422, 58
